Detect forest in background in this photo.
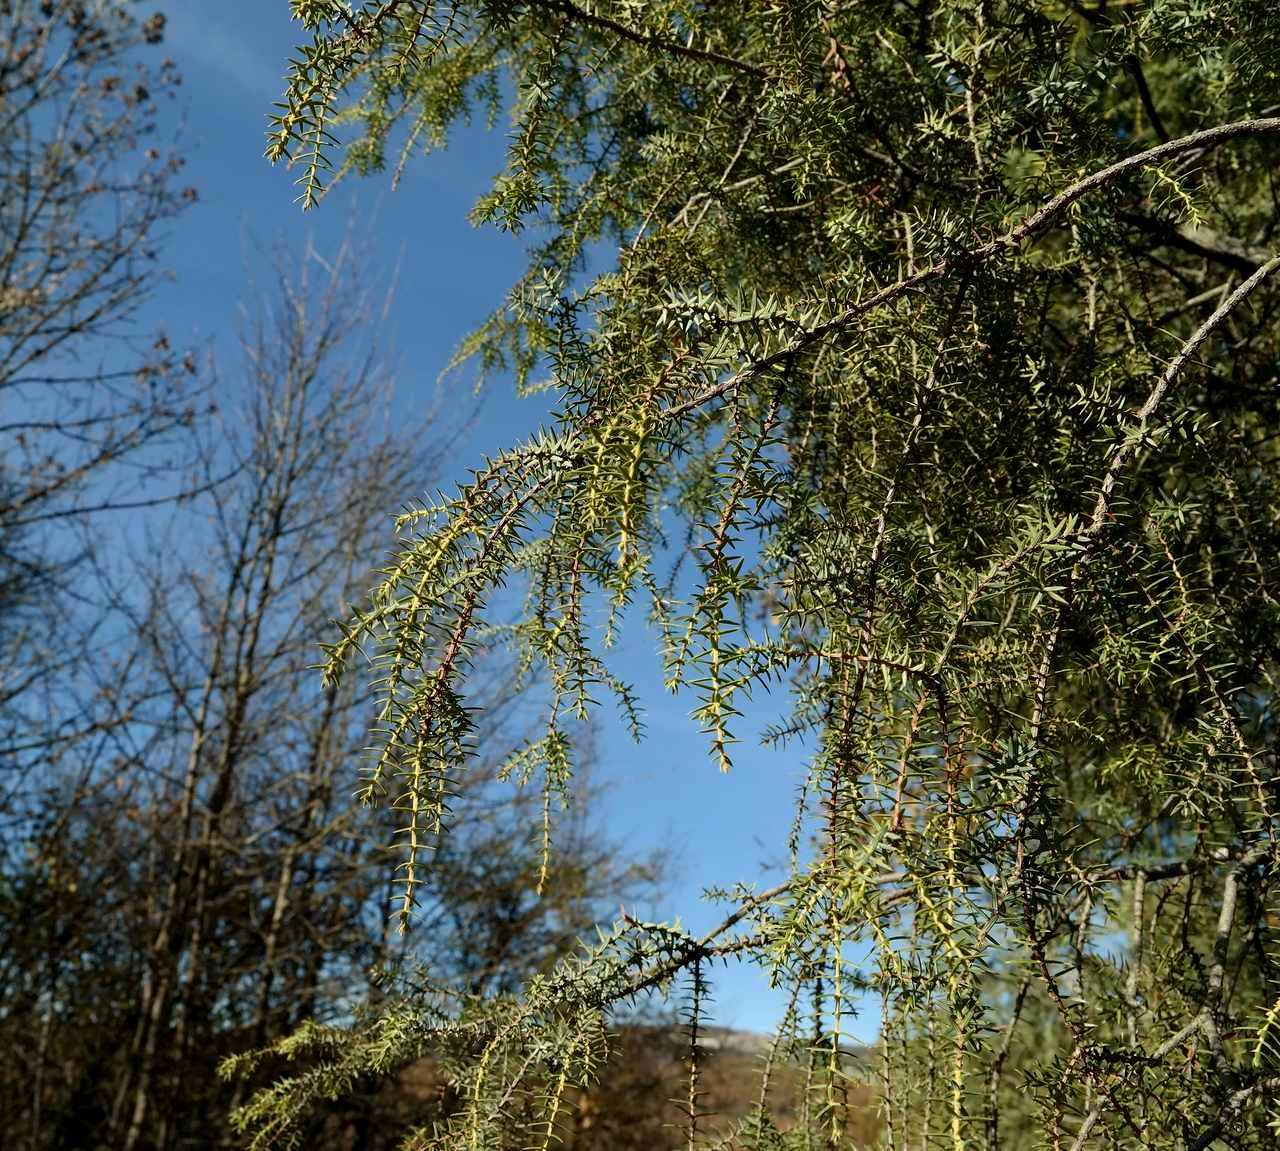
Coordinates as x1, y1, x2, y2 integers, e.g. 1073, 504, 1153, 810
0, 5, 665, 1148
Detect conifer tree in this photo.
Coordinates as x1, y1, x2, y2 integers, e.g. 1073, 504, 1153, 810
238, 3, 1280, 1147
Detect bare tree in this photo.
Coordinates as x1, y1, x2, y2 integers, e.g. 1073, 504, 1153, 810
0, 8, 201, 1142
0, 237, 661, 1150
0, 0, 199, 524
108, 241, 434, 1151
0, 0, 200, 822
0, 13, 664, 1143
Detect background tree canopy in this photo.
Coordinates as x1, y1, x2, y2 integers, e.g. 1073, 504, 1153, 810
238, 1, 1280, 1148
0, 5, 660, 1149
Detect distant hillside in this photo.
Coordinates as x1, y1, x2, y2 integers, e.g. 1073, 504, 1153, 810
311, 1023, 883, 1150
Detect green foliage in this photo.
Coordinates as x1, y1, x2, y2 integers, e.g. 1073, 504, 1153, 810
242, 1, 1280, 1146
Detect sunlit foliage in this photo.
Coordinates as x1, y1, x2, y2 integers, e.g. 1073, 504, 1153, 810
234, 3, 1280, 1147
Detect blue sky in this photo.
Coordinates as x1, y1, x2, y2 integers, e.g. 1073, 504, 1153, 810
147, 1, 860, 1038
